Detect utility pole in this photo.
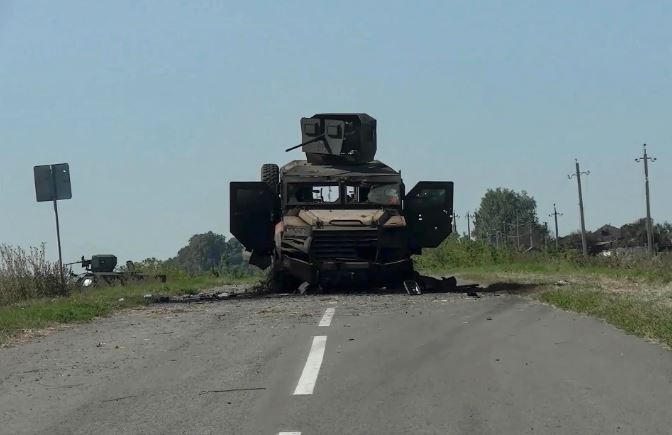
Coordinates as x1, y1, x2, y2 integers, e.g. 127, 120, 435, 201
549, 203, 563, 250
466, 211, 472, 240
568, 159, 590, 257
635, 144, 657, 257
452, 213, 460, 236
543, 221, 549, 249
529, 219, 533, 249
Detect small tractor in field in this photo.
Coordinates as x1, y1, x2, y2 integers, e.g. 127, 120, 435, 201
230, 113, 454, 291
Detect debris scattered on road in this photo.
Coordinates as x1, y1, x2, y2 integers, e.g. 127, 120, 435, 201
199, 387, 266, 395
102, 395, 137, 403
145, 291, 240, 304
298, 282, 310, 294
404, 280, 422, 295
41, 383, 86, 389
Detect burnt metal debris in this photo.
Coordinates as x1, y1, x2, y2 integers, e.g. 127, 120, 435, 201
230, 113, 455, 292
67, 255, 167, 288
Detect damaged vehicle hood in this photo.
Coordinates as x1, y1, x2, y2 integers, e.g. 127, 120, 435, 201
296, 209, 405, 227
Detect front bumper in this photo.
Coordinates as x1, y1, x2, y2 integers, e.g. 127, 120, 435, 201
281, 256, 413, 287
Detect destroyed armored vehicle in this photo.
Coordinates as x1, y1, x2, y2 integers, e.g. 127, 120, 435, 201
68, 255, 167, 288
230, 113, 454, 289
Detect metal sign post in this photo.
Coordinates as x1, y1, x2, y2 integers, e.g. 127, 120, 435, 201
34, 163, 72, 293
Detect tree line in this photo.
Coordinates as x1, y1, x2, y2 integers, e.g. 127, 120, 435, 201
131, 231, 253, 276
467, 188, 671, 254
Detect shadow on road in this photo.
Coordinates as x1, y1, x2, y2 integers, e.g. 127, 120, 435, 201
479, 281, 543, 295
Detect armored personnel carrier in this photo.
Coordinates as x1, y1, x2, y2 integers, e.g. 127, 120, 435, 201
230, 113, 454, 290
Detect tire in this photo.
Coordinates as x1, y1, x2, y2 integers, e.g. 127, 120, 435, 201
261, 163, 279, 191
269, 265, 301, 292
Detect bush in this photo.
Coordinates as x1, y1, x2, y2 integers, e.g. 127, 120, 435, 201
414, 236, 513, 270
0, 244, 69, 305
125, 256, 259, 281
120, 258, 191, 280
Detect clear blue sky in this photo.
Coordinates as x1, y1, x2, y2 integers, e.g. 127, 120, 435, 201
1, 0, 670, 262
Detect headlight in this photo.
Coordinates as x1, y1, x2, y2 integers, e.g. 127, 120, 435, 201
82, 277, 94, 287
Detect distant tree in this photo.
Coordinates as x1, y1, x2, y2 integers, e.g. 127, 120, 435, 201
221, 238, 245, 267
473, 188, 547, 249
619, 218, 649, 247
175, 231, 229, 273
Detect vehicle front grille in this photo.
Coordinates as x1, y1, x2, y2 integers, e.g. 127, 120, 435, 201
310, 229, 378, 261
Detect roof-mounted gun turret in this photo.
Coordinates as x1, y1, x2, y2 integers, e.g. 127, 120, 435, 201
66, 255, 117, 273
285, 113, 377, 165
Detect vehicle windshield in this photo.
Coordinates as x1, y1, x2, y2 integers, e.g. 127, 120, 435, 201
287, 183, 340, 204
345, 183, 400, 205
286, 182, 400, 206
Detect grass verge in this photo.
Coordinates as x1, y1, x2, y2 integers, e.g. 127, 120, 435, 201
436, 267, 672, 348
0, 274, 260, 346
536, 286, 672, 346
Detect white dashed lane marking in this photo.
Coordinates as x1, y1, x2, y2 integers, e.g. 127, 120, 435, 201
318, 307, 336, 327
293, 336, 327, 395
279, 309, 335, 432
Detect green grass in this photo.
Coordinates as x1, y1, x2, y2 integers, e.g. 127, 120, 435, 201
421, 238, 672, 346
536, 286, 672, 346
439, 264, 672, 347
415, 237, 672, 284
0, 274, 260, 346
420, 256, 672, 285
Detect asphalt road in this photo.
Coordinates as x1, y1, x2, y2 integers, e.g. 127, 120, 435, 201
1, 290, 671, 435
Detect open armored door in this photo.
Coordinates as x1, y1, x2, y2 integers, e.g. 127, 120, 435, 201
404, 181, 454, 249
230, 182, 277, 265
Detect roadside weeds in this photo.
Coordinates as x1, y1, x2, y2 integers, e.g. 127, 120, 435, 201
454, 269, 672, 348
0, 275, 260, 347
4, 267, 672, 350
